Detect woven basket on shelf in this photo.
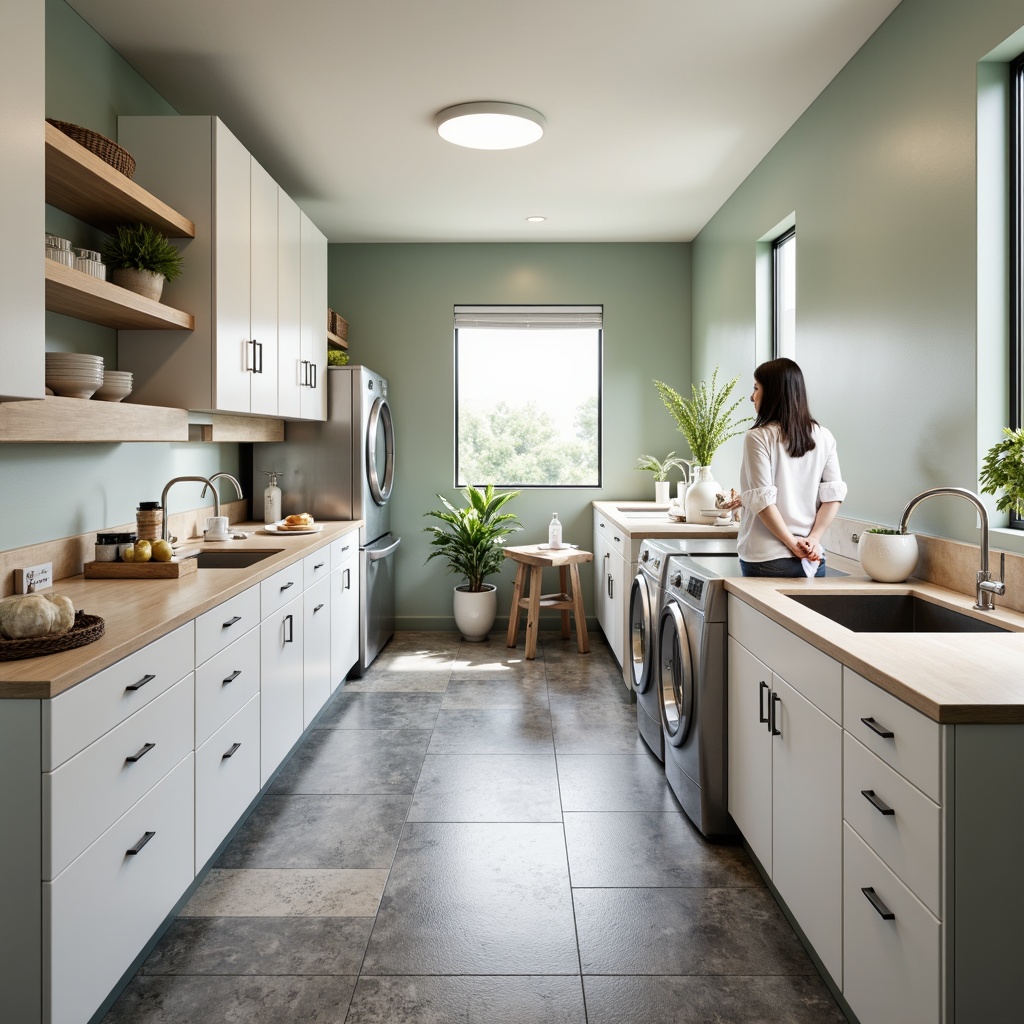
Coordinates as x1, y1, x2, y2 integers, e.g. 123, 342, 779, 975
0, 611, 105, 662
46, 119, 136, 179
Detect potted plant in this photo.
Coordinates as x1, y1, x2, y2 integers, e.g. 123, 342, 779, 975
654, 368, 751, 523
980, 427, 1024, 518
635, 452, 685, 504
858, 527, 919, 582
424, 483, 521, 641
101, 222, 184, 302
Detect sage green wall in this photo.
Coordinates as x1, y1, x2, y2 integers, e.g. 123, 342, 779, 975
328, 243, 690, 629
0, 0, 240, 553
692, 0, 1024, 552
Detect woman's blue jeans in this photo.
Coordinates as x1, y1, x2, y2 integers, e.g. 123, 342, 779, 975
739, 556, 826, 578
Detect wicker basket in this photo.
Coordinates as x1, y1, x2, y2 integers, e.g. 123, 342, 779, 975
335, 316, 349, 342
0, 611, 105, 661
46, 119, 136, 179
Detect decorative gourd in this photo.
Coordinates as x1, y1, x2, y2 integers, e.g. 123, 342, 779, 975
0, 592, 75, 639
45, 593, 75, 634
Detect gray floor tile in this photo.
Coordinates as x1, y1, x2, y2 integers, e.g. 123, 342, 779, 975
216, 794, 411, 869
564, 812, 763, 887
574, 887, 815, 975
362, 821, 579, 974
343, 670, 451, 693
451, 642, 549, 680
140, 916, 373, 976
101, 974, 357, 1023
545, 660, 633, 704
582, 975, 848, 1024
427, 707, 554, 754
556, 753, 678, 812
315, 691, 443, 730
442, 674, 549, 709
269, 728, 430, 794
550, 702, 646, 754
409, 754, 562, 822
347, 975, 587, 1023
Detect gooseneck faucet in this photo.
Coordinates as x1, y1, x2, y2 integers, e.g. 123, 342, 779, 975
899, 486, 1006, 611
160, 476, 218, 544
201, 472, 244, 506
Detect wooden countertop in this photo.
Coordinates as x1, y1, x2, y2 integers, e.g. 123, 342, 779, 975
725, 572, 1024, 725
0, 521, 362, 700
592, 500, 739, 539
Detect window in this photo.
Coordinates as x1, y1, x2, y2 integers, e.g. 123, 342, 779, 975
1011, 54, 1024, 526
772, 228, 796, 359
455, 305, 602, 487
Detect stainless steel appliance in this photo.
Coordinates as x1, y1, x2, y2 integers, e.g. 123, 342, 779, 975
255, 365, 398, 676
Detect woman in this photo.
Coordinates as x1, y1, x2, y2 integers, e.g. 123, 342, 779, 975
733, 358, 847, 577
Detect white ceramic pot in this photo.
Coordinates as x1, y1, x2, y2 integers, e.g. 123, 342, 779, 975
112, 267, 164, 302
858, 531, 919, 583
453, 583, 498, 642
654, 480, 671, 505
684, 465, 721, 525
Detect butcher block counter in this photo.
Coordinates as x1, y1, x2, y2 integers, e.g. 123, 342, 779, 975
591, 500, 739, 540
0, 520, 361, 699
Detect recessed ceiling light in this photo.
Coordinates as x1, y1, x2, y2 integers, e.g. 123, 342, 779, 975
435, 102, 545, 150
526, 216, 547, 223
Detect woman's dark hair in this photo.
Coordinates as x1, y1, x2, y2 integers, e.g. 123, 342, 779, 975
753, 358, 817, 457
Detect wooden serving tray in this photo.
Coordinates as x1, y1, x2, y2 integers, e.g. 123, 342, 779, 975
84, 558, 197, 580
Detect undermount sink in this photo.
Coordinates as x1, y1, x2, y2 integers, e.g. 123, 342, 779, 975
787, 593, 1011, 634
190, 549, 283, 569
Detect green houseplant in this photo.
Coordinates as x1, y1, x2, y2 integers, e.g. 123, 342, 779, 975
102, 222, 184, 302
424, 484, 521, 640
980, 427, 1024, 517
635, 452, 686, 503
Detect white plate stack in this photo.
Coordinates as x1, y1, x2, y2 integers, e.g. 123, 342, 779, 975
44, 352, 105, 399
93, 369, 133, 402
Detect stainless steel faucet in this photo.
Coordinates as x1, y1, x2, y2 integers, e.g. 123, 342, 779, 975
201, 472, 244, 506
899, 486, 1006, 611
160, 476, 219, 543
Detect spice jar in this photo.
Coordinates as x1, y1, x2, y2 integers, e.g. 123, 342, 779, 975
94, 533, 119, 562
136, 501, 163, 542
114, 532, 138, 561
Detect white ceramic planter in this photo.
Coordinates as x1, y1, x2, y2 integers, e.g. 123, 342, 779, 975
685, 466, 721, 524
112, 267, 164, 302
858, 531, 919, 583
453, 583, 497, 642
654, 480, 671, 505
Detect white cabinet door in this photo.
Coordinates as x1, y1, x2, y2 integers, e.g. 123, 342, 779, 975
277, 187, 302, 419
303, 575, 332, 727
299, 210, 327, 421
248, 156, 279, 415
259, 594, 304, 785
726, 636, 773, 873
331, 545, 360, 690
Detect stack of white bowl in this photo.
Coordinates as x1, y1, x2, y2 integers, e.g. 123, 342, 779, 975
93, 369, 133, 402
44, 353, 105, 399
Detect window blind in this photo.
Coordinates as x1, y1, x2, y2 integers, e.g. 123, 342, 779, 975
454, 305, 602, 330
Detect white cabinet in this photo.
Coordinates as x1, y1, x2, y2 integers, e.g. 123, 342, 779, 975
593, 509, 627, 674
331, 535, 360, 688
299, 210, 328, 421
303, 575, 332, 727
276, 188, 303, 419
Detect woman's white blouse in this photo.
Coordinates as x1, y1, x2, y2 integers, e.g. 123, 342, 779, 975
737, 422, 847, 563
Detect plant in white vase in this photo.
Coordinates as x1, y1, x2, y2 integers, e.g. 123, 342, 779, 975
858, 527, 919, 583
654, 368, 751, 524
635, 452, 686, 504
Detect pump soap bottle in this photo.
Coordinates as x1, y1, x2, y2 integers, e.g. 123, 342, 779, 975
263, 471, 282, 525
548, 513, 562, 549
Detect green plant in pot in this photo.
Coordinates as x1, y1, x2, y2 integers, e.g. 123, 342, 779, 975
101, 222, 183, 302
635, 452, 685, 503
424, 483, 521, 641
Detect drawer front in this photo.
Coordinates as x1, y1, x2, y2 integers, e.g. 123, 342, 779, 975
44, 753, 195, 1024
44, 676, 194, 880
844, 733, 942, 917
728, 596, 841, 722
43, 622, 194, 770
303, 545, 332, 589
195, 626, 260, 747
843, 823, 941, 1024
331, 533, 358, 571
195, 585, 260, 666
195, 694, 260, 871
594, 511, 626, 558
260, 561, 304, 618
844, 668, 942, 803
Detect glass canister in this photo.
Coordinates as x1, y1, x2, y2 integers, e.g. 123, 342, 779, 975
45, 234, 75, 267
136, 501, 164, 542
74, 248, 106, 280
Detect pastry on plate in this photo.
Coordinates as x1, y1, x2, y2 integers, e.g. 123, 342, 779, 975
278, 513, 315, 531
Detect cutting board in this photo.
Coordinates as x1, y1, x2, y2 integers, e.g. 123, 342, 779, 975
84, 558, 197, 579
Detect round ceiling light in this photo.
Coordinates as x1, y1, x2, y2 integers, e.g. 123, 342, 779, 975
435, 102, 545, 150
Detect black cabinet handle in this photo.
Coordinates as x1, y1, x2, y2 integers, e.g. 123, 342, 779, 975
222, 742, 242, 759
341, 544, 350, 552
126, 831, 155, 856
125, 742, 155, 763
343, 567, 351, 590
770, 693, 782, 737
759, 681, 769, 724
280, 581, 294, 591
310, 363, 317, 389
314, 602, 325, 613
862, 886, 896, 920
862, 789, 896, 816
256, 339, 264, 374
861, 716, 895, 739
314, 561, 325, 571
222, 670, 241, 685
125, 673, 156, 692
285, 613, 294, 643
223, 615, 242, 628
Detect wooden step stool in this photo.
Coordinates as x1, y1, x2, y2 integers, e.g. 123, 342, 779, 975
504, 544, 593, 660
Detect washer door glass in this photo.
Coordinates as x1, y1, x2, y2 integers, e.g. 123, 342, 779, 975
657, 601, 694, 746
629, 575, 653, 693
366, 397, 395, 505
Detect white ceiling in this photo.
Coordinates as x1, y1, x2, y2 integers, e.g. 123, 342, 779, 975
67, 0, 902, 243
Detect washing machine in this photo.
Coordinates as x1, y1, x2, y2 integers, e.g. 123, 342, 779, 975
629, 537, 737, 761
656, 551, 741, 838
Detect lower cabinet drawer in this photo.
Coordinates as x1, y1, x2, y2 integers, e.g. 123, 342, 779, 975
194, 585, 260, 666
195, 626, 260, 748
44, 754, 195, 1024
195, 694, 261, 871
843, 823, 942, 1024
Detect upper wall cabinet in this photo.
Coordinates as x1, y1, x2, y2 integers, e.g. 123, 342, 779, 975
116, 116, 326, 421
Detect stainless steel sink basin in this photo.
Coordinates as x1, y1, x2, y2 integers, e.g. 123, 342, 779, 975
787, 593, 1011, 633
190, 549, 282, 569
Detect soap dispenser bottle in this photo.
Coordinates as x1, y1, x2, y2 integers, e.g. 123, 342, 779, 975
263, 471, 282, 524
548, 513, 562, 549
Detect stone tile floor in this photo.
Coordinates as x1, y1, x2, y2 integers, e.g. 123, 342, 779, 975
101, 631, 848, 1023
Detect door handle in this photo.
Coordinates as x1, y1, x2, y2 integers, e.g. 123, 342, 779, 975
126, 831, 156, 856
284, 613, 294, 643
860, 716, 895, 739
125, 673, 156, 692
125, 742, 155, 763
222, 669, 241, 685
222, 742, 242, 760
862, 886, 896, 921
769, 692, 782, 736
367, 536, 401, 561
758, 681, 769, 724
861, 789, 896, 816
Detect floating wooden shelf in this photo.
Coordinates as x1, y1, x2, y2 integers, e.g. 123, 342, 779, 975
45, 261, 194, 330
0, 395, 188, 443
45, 122, 195, 238
188, 413, 285, 443
327, 330, 348, 350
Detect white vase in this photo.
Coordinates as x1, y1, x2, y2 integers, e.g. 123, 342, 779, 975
654, 480, 671, 505
858, 532, 919, 583
112, 267, 164, 301
684, 466, 721, 525
453, 583, 498, 641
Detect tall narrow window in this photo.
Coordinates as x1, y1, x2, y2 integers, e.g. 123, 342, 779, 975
772, 228, 796, 359
1012, 53, 1024, 439
455, 305, 602, 487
